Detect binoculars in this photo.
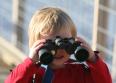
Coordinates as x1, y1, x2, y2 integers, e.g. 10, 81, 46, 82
38, 36, 89, 65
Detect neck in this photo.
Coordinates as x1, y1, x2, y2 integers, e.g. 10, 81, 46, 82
49, 64, 65, 69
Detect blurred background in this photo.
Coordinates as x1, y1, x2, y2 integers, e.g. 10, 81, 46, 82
0, 0, 116, 83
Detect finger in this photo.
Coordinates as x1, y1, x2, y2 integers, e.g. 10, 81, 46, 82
31, 39, 46, 48
76, 36, 86, 43
80, 43, 89, 50
29, 43, 44, 58
34, 43, 44, 52
75, 37, 89, 48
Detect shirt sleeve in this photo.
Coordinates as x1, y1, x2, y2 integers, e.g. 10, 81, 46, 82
87, 51, 112, 83
4, 57, 44, 83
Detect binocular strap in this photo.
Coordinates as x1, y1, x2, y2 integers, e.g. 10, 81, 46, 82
42, 66, 54, 83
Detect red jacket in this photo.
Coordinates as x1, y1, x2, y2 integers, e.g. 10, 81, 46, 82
5, 55, 112, 83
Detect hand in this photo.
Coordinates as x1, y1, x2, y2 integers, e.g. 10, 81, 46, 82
75, 37, 96, 62
29, 39, 46, 63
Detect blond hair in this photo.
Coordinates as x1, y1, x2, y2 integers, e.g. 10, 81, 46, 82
28, 7, 77, 48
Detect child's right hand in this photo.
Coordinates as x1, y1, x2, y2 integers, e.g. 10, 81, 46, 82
29, 39, 46, 63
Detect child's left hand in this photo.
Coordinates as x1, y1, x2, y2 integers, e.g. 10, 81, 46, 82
75, 37, 96, 62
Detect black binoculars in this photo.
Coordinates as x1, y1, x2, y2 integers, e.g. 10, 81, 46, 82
38, 36, 89, 65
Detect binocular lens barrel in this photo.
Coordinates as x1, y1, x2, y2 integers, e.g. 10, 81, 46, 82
38, 49, 54, 65
74, 46, 89, 62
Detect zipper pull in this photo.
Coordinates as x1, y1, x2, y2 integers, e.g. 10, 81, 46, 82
32, 74, 36, 83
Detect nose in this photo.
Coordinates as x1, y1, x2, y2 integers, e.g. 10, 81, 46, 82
55, 49, 68, 57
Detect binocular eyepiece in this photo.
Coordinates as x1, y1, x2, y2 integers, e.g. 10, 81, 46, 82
38, 36, 89, 65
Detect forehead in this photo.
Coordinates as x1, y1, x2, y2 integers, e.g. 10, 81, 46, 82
40, 29, 72, 40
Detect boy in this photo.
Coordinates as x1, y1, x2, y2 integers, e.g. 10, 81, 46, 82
5, 7, 112, 83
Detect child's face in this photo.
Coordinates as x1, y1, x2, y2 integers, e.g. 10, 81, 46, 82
40, 29, 72, 69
